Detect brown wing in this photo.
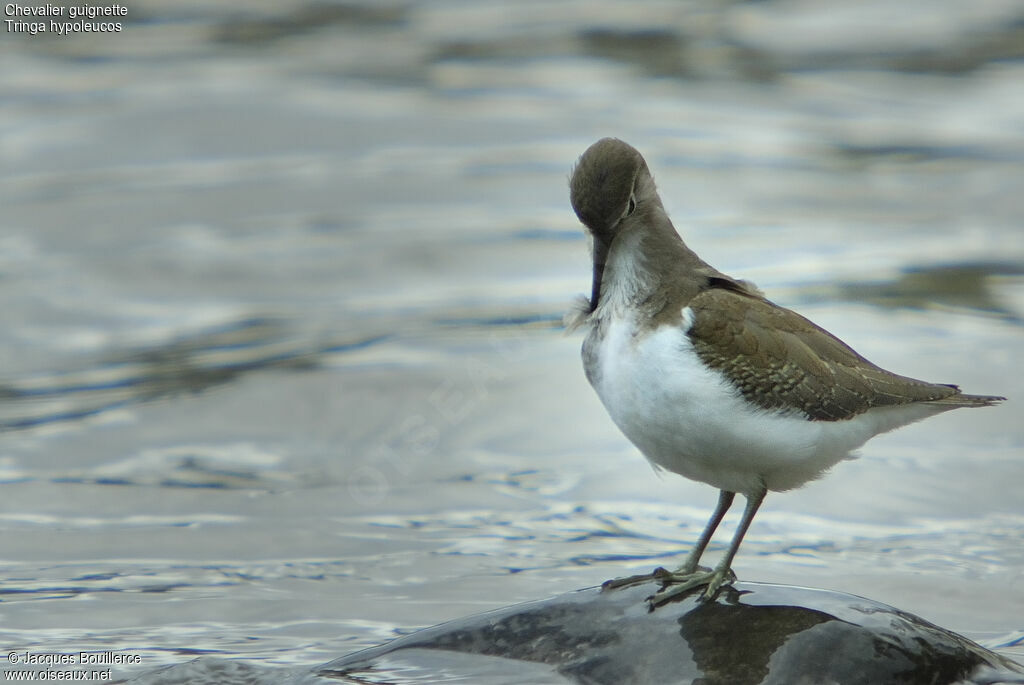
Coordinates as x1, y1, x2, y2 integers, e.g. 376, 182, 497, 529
687, 288, 961, 420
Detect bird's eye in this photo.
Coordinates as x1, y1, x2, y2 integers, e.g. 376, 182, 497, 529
625, 194, 637, 217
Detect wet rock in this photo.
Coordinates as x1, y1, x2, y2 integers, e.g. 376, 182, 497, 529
320, 580, 1024, 685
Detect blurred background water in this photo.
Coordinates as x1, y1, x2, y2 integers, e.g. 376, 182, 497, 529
1, 0, 1023, 680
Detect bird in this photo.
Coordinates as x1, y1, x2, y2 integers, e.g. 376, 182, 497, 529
566, 137, 1005, 607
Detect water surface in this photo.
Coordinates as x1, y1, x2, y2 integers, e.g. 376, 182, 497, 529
1, 0, 1022, 680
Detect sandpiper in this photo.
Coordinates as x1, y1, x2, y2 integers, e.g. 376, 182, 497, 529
568, 138, 1005, 606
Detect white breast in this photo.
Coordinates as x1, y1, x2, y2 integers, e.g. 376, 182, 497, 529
583, 308, 939, 496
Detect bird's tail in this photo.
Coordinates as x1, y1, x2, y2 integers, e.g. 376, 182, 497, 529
925, 392, 1006, 408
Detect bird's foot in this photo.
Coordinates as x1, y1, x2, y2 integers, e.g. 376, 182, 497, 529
602, 564, 736, 606
645, 565, 736, 608
601, 566, 675, 592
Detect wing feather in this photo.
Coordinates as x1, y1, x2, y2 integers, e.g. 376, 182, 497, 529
686, 289, 961, 420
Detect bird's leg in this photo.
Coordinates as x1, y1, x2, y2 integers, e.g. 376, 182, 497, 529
674, 490, 735, 575
649, 484, 767, 606
703, 485, 766, 598
602, 490, 735, 591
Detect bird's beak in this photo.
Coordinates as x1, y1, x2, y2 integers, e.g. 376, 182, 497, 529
589, 236, 609, 312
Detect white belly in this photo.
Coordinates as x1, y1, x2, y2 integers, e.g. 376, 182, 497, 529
584, 312, 938, 495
